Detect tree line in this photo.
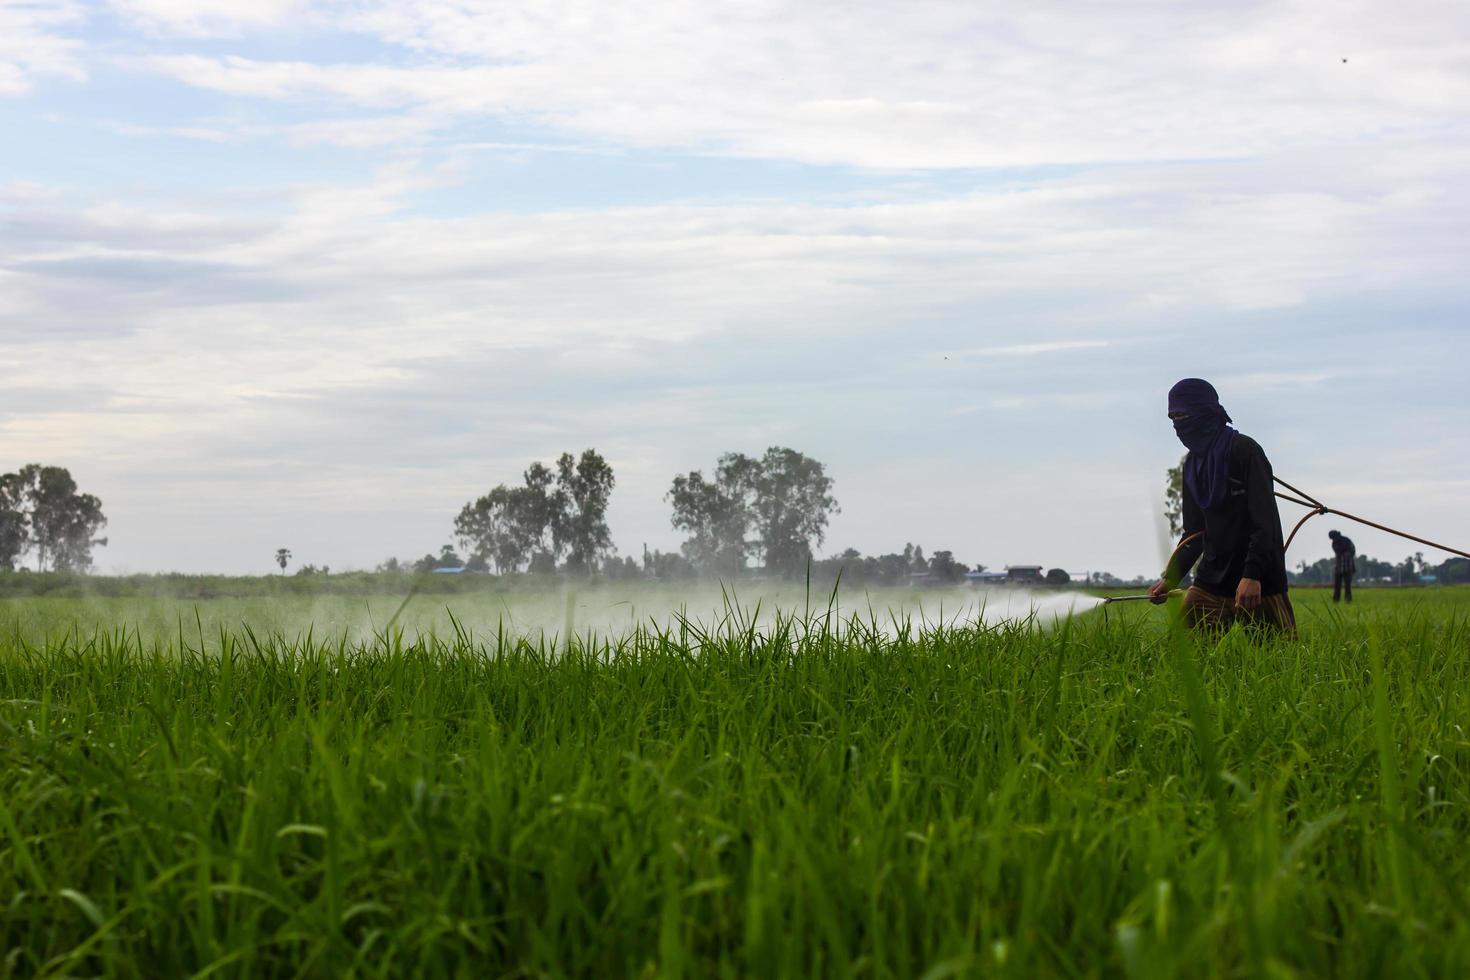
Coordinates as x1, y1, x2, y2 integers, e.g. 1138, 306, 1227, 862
407, 446, 1077, 584
1292, 552, 1469, 586
305, 445, 1127, 584
368, 447, 974, 581
432, 446, 844, 579
0, 465, 108, 572
635, 542, 1010, 586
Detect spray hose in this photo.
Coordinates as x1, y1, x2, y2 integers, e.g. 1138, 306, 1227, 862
1102, 478, 1470, 605
1271, 476, 1470, 560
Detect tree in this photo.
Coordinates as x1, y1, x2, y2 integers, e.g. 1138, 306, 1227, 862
1294, 553, 1395, 584
455, 464, 558, 573
1046, 568, 1071, 586
1357, 555, 1394, 581
930, 550, 968, 582
1292, 557, 1332, 585
27, 467, 104, 571
645, 549, 697, 580
1164, 455, 1186, 537
747, 447, 839, 576
455, 451, 616, 573
1396, 553, 1427, 585
552, 450, 616, 572
456, 485, 522, 573
52, 497, 106, 572
0, 474, 26, 570
0, 465, 108, 572
667, 453, 758, 574
601, 555, 643, 581
874, 551, 910, 585
808, 547, 862, 583
806, 546, 986, 587
1437, 557, 1470, 584
518, 462, 561, 571
907, 544, 927, 574
668, 448, 838, 578
275, 548, 292, 575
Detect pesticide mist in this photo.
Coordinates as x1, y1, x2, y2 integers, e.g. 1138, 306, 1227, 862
423, 584, 1104, 643
1, 584, 1104, 650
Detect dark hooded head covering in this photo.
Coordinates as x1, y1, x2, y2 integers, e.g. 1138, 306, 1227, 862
1168, 378, 1236, 510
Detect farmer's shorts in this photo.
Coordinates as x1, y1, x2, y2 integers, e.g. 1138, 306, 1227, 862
1181, 586, 1297, 638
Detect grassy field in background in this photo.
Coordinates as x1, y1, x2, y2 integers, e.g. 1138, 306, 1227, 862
3, 585, 1469, 977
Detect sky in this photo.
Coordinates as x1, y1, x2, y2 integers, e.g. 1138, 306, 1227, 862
2, 0, 1468, 578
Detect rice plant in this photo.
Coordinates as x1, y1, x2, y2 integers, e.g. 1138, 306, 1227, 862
3, 587, 1469, 977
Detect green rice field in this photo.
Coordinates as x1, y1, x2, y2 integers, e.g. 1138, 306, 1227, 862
3, 584, 1469, 977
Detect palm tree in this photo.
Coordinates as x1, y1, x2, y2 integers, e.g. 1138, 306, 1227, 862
275, 548, 291, 575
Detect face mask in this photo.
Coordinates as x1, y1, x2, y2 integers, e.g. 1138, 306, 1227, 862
1172, 411, 1224, 451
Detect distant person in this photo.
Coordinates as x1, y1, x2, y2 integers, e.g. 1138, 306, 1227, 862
1329, 529, 1356, 603
1148, 379, 1295, 635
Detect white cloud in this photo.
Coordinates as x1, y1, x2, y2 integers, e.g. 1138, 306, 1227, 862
959, 340, 1116, 359
6, 146, 1464, 384
127, 0, 1470, 168
3, 0, 1465, 576
128, 54, 515, 107
3, 140, 1469, 572
283, 114, 437, 147
0, 0, 85, 95
104, 113, 438, 147
108, 0, 302, 36
105, 120, 247, 142
1219, 371, 1334, 389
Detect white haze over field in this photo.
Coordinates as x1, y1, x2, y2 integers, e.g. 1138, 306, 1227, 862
461, 586, 1108, 642
1, 1, 1468, 578
0, 586, 1105, 649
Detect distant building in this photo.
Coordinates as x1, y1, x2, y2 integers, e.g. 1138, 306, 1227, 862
432, 566, 467, 575
1004, 565, 1045, 584
965, 570, 1009, 586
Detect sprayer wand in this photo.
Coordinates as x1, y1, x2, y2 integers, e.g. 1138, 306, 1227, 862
1102, 589, 1183, 605
1101, 529, 1202, 606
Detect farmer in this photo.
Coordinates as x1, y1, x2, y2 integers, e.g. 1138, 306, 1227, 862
1148, 378, 1295, 635
1329, 529, 1356, 603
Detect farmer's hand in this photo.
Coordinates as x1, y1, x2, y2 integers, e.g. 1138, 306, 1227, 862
1235, 578, 1262, 610
1147, 579, 1171, 605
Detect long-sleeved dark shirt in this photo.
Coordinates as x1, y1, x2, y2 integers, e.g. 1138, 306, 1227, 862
1332, 534, 1357, 575
1169, 433, 1290, 597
